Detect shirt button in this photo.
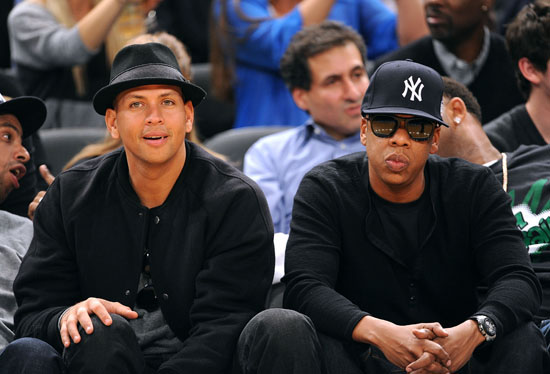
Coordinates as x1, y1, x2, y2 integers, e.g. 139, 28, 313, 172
409, 283, 415, 287
340, 143, 347, 150
124, 289, 131, 296
162, 293, 169, 301
154, 216, 160, 224
138, 212, 143, 217
410, 296, 415, 301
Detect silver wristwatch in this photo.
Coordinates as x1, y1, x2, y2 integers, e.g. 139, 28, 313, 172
471, 315, 496, 342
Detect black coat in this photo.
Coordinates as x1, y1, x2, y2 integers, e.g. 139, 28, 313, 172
283, 153, 540, 340
14, 141, 275, 374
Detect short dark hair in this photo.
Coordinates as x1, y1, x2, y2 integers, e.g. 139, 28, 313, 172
506, 0, 550, 98
280, 21, 367, 91
442, 77, 482, 123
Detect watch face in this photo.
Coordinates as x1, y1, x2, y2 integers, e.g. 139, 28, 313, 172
482, 318, 496, 337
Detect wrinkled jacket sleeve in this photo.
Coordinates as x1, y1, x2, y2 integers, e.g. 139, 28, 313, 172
13, 178, 80, 353
283, 168, 368, 340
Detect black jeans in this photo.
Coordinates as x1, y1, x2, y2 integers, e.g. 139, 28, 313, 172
0, 337, 64, 374
235, 309, 550, 374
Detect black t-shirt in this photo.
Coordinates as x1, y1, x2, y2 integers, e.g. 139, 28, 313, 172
369, 174, 434, 267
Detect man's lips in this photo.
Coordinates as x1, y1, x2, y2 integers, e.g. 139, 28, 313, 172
143, 132, 168, 146
9, 163, 26, 184
385, 154, 409, 172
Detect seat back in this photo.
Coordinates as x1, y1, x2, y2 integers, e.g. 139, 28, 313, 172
203, 126, 292, 170
39, 127, 107, 175
191, 62, 236, 140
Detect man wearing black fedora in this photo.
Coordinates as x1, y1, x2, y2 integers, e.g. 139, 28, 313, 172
10, 42, 274, 374
234, 60, 549, 373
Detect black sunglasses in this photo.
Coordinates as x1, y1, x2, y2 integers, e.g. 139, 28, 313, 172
368, 114, 439, 141
136, 251, 159, 312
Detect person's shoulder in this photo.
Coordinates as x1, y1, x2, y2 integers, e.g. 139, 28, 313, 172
484, 105, 525, 148
371, 36, 434, 70
189, 142, 266, 196
248, 125, 307, 153
429, 154, 491, 180
306, 151, 365, 182
0, 210, 33, 253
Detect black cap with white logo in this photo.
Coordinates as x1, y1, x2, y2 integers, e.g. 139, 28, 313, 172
361, 60, 447, 127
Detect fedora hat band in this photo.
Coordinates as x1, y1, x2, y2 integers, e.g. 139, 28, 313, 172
110, 63, 186, 86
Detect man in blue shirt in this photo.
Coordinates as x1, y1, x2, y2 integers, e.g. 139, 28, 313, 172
243, 21, 369, 234
211, 0, 427, 128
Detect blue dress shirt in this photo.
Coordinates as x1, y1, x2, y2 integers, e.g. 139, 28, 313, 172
244, 121, 365, 233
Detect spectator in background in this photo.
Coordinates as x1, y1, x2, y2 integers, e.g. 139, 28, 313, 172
374, 0, 523, 123
244, 21, 368, 234
437, 76, 550, 331
210, 0, 428, 129
484, 0, 550, 152
7, 0, 161, 129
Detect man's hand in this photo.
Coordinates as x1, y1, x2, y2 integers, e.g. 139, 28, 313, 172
28, 165, 55, 220
59, 297, 138, 348
410, 320, 485, 373
353, 316, 451, 373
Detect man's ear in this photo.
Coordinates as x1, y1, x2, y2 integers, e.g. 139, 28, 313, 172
360, 117, 368, 146
291, 87, 310, 112
518, 57, 543, 85
105, 108, 120, 139
445, 97, 467, 128
430, 126, 441, 154
184, 100, 194, 133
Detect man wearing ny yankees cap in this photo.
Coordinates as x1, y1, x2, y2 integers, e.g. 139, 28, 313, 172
234, 60, 549, 374
10, 42, 274, 374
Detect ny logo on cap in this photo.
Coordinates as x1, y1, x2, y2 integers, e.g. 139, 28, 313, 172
402, 76, 424, 102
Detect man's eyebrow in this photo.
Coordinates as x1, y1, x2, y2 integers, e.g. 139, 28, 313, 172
0, 122, 22, 137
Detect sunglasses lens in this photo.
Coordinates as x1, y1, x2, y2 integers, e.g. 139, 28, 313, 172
407, 119, 436, 140
371, 115, 397, 137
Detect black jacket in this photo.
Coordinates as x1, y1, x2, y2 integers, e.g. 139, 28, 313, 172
373, 34, 523, 123
14, 141, 275, 374
283, 153, 540, 340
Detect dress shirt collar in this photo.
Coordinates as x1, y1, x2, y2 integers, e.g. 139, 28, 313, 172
433, 27, 491, 86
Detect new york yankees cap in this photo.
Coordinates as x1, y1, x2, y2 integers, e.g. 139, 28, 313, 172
361, 60, 448, 127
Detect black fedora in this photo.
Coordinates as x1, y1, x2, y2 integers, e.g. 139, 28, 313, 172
93, 42, 206, 115
0, 72, 46, 138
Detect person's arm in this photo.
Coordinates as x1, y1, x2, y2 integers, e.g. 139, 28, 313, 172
243, 139, 286, 233
217, 0, 334, 71
157, 178, 274, 374
394, 0, 428, 46
297, 0, 335, 26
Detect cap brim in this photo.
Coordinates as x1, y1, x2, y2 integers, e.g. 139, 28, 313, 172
0, 96, 47, 137
361, 106, 448, 127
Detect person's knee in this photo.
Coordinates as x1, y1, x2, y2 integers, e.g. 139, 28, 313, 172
239, 308, 319, 355
0, 338, 63, 373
